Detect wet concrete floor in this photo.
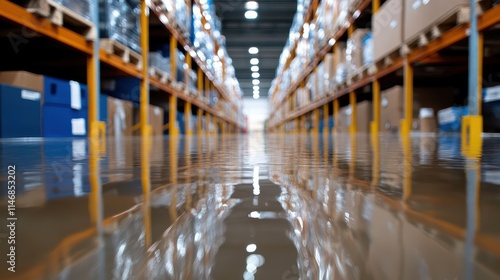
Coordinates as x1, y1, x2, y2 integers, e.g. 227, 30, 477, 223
0, 133, 499, 279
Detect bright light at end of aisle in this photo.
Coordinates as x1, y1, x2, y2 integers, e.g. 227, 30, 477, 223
245, 1, 259, 10
245, 10, 258, 19
252, 79, 260, 85
252, 73, 260, 78
248, 47, 259, 54
251, 66, 259, 72
250, 58, 259, 65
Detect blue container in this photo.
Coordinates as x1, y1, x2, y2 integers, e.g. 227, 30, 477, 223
100, 93, 108, 122
177, 111, 185, 135
43, 104, 88, 137
105, 78, 141, 103
483, 86, 500, 132
438, 106, 468, 133
329, 116, 335, 130
0, 84, 42, 137
44, 77, 88, 108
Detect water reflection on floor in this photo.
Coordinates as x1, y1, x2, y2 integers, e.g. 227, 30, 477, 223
0, 133, 500, 279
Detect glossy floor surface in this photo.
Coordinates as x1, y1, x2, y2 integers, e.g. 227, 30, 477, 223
0, 133, 500, 279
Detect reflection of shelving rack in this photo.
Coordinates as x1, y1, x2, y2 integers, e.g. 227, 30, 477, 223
0, 0, 243, 138
267, 0, 500, 140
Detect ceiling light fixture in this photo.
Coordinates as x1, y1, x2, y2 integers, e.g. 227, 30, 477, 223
245, 1, 259, 10
248, 47, 259, 54
250, 58, 259, 65
252, 72, 260, 78
251, 66, 259, 72
253, 86, 259, 90
245, 10, 258, 19
253, 94, 260, 99
252, 79, 260, 85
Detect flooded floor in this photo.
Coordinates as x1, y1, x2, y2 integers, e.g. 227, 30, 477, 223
0, 133, 500, 279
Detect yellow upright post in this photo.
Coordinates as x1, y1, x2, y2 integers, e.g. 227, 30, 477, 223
169, 95, 179, 136
349, 91, 357, 134
313, 108, 320, 134
401, 59, 413, 137
373, 0, 380, 13
371, 79, 381, 135
402, 136, 412, 201
140, 0, 151, 249
170, 37, 177, 81
197, 109, 203, 134
185, 102, 192, 136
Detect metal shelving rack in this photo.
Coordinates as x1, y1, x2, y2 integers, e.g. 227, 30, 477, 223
0, 0, 243, 139
267, 0, 500, 146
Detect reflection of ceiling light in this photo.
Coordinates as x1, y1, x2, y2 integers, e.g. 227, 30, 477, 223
252, 72, 260, 78
253, 94, 260, 99
251, 66, 259, 72
245, 10, 258, 19
252, 79, 260, 85
250, 58, 259, 65
246, 244, 257, 253
245, 1, 259, 10
248, 47, 259, 54
253, 86, 259, 90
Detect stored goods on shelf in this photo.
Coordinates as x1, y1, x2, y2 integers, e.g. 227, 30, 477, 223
0, 71, 44, 94
346, 28, 370, 73
438, 106, 469, 132
0, 84, 42, 137
42, 77, 89, 137
419, 108, 438, 133
99, 0, 141, 53
107, 96, 133, 137
133, 105, 164, 136
55, 0, 93, 20
380, 86, 455, 132
373, 0, 403, 63
483, 85, 500, 132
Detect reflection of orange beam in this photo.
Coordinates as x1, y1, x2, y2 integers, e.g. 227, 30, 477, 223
416, 55, 468, 65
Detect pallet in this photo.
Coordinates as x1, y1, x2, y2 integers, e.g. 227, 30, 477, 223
401, 6, 471, 56
25, 0, 96, 40
371, 47, 403, 74
347, 64, 370, 85
100, 39, 142, 69
149, 67, 174, 85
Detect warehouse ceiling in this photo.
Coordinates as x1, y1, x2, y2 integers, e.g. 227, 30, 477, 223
213, 0, 297, 98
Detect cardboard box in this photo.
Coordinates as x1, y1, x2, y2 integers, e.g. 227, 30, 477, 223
0, 71, 44, 93
404, 0, 468, 43
380, 86, 454, 132
373, 0, 403, 62
337, 101, 372, 133
347, 28, 370, 71
419, 108, 438, 133
107, 96, 133, 138
133, 105, 164, 137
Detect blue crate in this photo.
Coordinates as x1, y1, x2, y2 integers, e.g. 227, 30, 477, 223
178, 111, 185, 135
43, 104, 88, 137
0, 84, 42, 137
438, 106, 468, 133
44, 77, 88, 108
483, 86, 500, 132
100, 93, 108, 122
105, 78, 141, 103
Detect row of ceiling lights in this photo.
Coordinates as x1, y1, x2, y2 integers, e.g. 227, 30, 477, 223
246, 2, 260, 99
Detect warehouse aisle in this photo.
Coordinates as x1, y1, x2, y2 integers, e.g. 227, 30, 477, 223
1, 134, 500, 279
